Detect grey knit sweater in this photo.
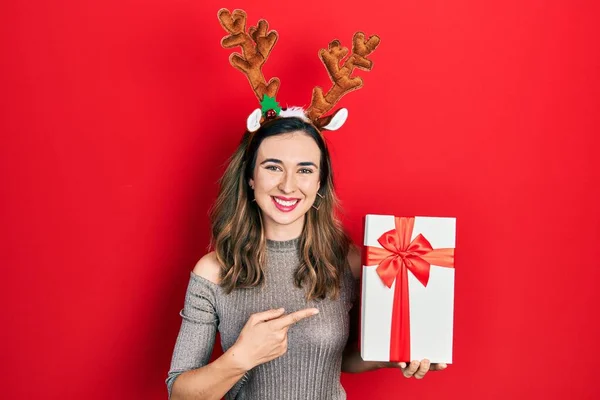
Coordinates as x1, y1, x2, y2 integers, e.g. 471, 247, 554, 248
166, 237, 357, 399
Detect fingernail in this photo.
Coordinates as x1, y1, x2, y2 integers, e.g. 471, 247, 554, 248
399, 362, 407, 368
313, 309, 320, 314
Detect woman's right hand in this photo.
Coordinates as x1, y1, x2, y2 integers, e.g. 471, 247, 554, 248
229, 307, 320, 371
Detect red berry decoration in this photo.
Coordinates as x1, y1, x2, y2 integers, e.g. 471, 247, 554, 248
266, 109, 277, 119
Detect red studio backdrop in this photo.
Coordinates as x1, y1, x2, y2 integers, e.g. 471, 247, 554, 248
2, 0, 599, 399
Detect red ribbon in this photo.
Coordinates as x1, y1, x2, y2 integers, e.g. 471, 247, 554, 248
365, 217, 454, 362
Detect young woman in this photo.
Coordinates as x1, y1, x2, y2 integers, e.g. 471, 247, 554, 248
166, 116, 446, 400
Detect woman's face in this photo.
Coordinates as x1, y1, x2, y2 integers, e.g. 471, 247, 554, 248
249, 131, 321, 238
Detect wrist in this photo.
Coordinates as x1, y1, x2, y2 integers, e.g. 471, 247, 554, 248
378, 361, 402, 369
224, 343, 253, 373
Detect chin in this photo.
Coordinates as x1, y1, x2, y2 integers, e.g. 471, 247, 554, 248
266, 208, 307, 226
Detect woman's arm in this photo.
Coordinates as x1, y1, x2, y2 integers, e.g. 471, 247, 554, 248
168, 253, 247, 400
341, 245, 384, 373
341, 302, 387, 373
170, 346, 249, 400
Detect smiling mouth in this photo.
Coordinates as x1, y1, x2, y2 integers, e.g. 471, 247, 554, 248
271, 196, 301, 212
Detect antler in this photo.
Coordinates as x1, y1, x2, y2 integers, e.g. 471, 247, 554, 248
306, 32, 380, 122
217, 8, 280, 101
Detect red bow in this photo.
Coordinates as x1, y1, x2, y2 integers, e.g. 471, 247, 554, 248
365, 217, 454, 288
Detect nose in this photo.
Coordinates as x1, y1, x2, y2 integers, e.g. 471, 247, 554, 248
277, 171, 297, 194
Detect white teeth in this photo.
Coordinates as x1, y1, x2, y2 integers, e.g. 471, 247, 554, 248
274, 197, 299, 207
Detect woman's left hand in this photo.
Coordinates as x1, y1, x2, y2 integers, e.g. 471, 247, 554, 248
385, 359, 447, 379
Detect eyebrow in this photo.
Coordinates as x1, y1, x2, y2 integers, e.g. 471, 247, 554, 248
260, 158, 318, 168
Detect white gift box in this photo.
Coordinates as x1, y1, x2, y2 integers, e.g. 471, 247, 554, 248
360, 214, 456, 363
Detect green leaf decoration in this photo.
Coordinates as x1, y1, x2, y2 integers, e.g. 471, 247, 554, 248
260, 95, 281, 115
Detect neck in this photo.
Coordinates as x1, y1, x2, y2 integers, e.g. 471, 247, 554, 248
263, 215, 305, 241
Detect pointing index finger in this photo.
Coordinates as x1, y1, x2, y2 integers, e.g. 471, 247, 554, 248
272, 308, 319, 329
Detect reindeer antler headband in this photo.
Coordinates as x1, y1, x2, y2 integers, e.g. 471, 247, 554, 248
217, 8, 380, 133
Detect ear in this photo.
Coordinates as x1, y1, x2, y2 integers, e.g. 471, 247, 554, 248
320, 108, 348, 131
247, 108, 262, 132
248, 178, 255, 189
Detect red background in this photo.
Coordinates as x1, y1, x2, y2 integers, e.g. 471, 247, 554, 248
2, 0, 599, 399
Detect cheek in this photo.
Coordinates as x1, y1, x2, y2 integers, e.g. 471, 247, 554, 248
299, 177, 320, 194
254, 172, 279, 191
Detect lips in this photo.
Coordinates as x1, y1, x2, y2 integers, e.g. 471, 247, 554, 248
271, 196, 301, 212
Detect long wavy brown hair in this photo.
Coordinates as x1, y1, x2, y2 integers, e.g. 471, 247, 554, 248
209, 117, 352, 301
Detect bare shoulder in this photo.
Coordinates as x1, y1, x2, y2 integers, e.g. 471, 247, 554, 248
192, 251, 222, 285
346, 244, 362, 280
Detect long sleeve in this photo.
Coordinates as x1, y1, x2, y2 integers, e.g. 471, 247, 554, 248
166, 272, 219, 398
